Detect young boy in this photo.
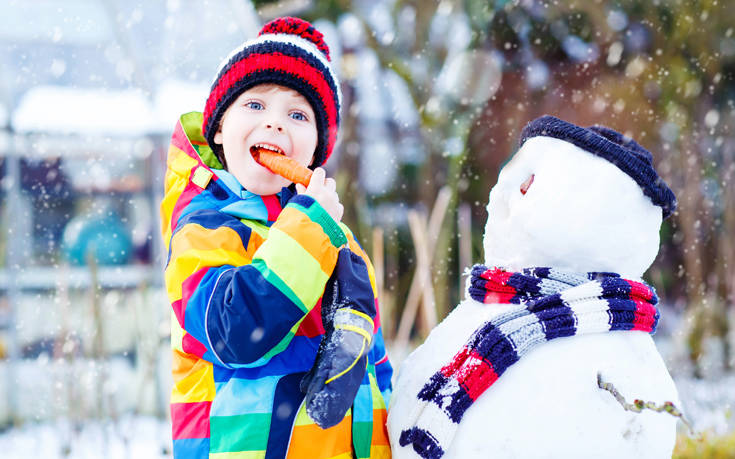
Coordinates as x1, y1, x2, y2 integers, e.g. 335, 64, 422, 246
160, 17, 393, 459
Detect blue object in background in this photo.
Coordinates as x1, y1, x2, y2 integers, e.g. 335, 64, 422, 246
61, 213, 133, 266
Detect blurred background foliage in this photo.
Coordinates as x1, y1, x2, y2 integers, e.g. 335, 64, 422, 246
0, 0, 733, 454
290, 0, 735, 377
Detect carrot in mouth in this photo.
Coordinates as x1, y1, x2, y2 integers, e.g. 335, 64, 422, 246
250, 146, 313, 187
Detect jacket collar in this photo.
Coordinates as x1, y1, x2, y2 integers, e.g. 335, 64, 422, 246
215, 169, 294, 223
176, 111, 294, 224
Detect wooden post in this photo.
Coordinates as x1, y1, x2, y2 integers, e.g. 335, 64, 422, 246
53, 264, 75, 453
408, 211, 437, 335
458, 203, 472, 295
395, 187, 451, 347
371, 227, 392, 337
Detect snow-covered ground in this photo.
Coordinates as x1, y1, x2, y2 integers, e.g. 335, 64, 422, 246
656, 335, 735, 436
1, 354, 732, 458
654, 307, 735, 436
0, 310, 732, 457
675, 373, 735, 436
0, 371, 731, 458
0, 415, 171, 459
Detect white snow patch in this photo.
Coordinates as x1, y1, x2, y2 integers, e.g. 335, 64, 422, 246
153, 80, 209, 131
12, 86, 158, 136
0, 415, 171, 459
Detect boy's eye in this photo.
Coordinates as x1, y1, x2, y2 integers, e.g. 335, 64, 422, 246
290, 111, 307, 121
245, 101, 263, 110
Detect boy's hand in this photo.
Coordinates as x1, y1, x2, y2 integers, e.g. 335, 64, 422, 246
295, 168, 344, 222
301, 248, 376, 429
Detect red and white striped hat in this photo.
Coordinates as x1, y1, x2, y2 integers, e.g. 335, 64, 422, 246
202, 17, 341, 167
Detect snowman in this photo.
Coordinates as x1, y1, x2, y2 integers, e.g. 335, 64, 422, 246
388, 115, 681, 459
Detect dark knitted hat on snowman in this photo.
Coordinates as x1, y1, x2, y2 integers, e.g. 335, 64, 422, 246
520, 115, 677, 219
202, 17, 341, 168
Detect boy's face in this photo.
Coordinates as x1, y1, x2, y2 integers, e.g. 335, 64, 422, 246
214, 84, 318, 195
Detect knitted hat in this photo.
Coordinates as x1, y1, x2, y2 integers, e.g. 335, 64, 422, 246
202, 17, 341, 168
519, 115, 677, 219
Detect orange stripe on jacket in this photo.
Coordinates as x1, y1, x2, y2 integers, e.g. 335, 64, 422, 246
171, 349, 215, 403
272, 206, 339, 274
286, 415, 353, 458
372, 408, 390, 446
165, 224, 251, 302
172, 223, 253, 262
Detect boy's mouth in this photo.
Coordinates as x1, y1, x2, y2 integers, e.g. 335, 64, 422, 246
249, 142, 313, 186
250, 143, 285, 156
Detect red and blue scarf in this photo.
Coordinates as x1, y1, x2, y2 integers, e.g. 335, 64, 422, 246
398, 266, 660, 459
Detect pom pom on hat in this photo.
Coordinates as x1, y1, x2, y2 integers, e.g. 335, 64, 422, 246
519, 115, 677, 219
259, 17, 331, 61
202, 17, 341, 168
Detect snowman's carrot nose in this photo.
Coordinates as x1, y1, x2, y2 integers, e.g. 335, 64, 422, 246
520, 174, 535, 195
251, 146, 313, 187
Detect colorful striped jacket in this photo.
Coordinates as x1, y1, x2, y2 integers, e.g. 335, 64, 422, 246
161, 112, 393, 459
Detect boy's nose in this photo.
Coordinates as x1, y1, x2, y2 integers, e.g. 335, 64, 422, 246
265, 123, 283, 132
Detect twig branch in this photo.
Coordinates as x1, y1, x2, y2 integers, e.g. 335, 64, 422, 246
596, 372, 699, 439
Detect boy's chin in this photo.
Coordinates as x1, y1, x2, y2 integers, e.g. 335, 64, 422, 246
243, 174, 290, 195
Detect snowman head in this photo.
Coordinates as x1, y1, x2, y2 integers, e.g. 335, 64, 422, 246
483, 116, 676, 279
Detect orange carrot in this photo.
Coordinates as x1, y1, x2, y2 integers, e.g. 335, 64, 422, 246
251, 147, 313, 187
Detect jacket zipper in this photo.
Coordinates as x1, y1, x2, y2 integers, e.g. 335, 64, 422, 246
282, 398, 305, 458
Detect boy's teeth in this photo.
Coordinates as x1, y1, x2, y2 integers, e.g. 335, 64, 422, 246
255, 143, 283, 154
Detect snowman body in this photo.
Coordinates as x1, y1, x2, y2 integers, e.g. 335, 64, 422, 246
388, 132, 680, 458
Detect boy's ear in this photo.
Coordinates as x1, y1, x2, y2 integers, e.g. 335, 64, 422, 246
213, 128, 223, 145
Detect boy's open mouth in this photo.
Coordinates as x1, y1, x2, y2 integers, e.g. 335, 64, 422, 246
248, 143, 313, 187
250, 143, 285, 156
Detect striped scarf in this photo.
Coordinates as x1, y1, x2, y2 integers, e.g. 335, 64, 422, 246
398, 266, 660, 459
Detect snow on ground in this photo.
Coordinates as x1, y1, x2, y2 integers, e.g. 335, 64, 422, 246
0, 308, 732, 457
0, 370, 730, 458
0, 371, 730, 458
654, 308, 735, 436
0, 415, 171, 459
674, 373, 735, 436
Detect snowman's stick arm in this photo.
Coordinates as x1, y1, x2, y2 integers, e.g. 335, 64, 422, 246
596, 372, 698, 439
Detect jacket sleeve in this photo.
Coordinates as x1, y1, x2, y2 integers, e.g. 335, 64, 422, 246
339, 224, 394, 402
165, 194, 346, 367
371, 326, 393, 404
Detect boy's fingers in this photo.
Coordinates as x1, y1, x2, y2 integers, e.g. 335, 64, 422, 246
295, 183, 306, 194
325, 178, 336, 191
310, 168, 326, 187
